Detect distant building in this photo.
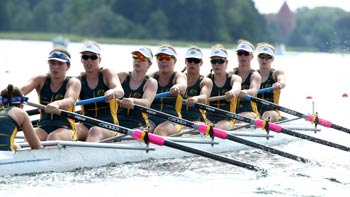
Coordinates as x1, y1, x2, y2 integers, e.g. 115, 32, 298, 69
264, 1, 296, 43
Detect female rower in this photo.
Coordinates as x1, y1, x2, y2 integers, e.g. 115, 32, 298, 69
256, 42, 286, 122
149, 44, 187, 136
181, 46, 212, 124
85, 47, 157, 142
76, 40, 124, 142
20, 47, 81, 141
207, 44, 242, 130
232, 39, 261, 120
0, 84, 41, 151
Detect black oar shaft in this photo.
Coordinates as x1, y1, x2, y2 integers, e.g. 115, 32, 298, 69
281, 128, 350, 152
226, 134, 310, 163
163, 140, 265, 172
133, 104, 308, 163
247, 95, 350, 134
194, 102, 350, 152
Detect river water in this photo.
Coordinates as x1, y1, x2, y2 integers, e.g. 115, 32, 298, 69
0, 39, 350, 196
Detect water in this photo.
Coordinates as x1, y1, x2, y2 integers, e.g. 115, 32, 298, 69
1, 39, 350, 196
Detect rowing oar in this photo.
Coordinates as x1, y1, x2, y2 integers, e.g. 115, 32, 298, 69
243, 94, 350, 135
208, 87, 274, 130
27, 92, 172, 116
192, 102, 350, 152
208, 87, 273, 102
129, 103, 310, 163
26, 102, 266, 173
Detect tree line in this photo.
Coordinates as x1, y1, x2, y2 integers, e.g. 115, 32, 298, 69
0, 0, 349, 52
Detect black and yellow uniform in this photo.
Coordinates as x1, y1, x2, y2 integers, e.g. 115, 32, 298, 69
150, 72, 182, 131
38, 75, 77, 140
207, 73, 237, 126
233, 68, 259, 118
258, 69, 281, 119
79, 69, 118, 129
182, 75, 208, 122
0, 107, 18, 151
118, 72, 150, 129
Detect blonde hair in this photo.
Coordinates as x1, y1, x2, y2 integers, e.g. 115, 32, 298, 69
187, 45, 202, 54
210, 44, 228, 55
256, 42, 275, 52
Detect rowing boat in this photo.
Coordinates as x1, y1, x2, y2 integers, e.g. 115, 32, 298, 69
0, 119, 309, 176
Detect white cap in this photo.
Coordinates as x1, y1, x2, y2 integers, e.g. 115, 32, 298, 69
131, 47, 153, 62
236, 43, 254, 53
155, 47, 177, 59
80, 43, 101, 54
210, 49, 227, 58
48, 51, 70, 63
185, 49, 203, 59
257, 46, 275, 57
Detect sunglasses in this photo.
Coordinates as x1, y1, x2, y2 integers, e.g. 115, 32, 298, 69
132, 54, 148, 61
258, 54, 273, 60
210, 59, 226, 65
186, 58, 201, 64
237, 50, 250, 56
81, 54, 99, 60
156, 55, 173, 61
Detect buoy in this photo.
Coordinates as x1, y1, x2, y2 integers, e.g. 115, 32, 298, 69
306, 96, 313, 100
342, 93, 348, 98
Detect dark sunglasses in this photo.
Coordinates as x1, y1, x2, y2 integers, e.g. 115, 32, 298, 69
81, 54, 99, 60
132, 54, 148, 61
258, 54, 273, 60
237, 50, 250, 56
186, 58, 201, 64
157, 54, 173, 61
210, 59, 226, 65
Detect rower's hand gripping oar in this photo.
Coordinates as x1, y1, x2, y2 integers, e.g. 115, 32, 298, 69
130, 103, 310, 163
26, 101, 266, 173
193, 102, 350, 153
244, 94, 350, 135
208, 87, 274, 102
27, 92, 172, 116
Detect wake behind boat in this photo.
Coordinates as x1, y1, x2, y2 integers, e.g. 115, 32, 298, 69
1, 119, 311, 176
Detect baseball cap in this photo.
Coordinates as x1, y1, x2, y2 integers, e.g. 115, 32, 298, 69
185, 49, 203, 59
131, 47, 153, 62
80, 42, 101, 54
48, 51, 70, 63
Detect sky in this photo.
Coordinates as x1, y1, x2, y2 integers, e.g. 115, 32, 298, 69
253, 0, 350, 14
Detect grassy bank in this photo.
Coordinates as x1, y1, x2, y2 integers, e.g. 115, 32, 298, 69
0, 32, 317, 52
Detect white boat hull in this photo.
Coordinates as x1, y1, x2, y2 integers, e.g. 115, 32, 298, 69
0, 127, 299, 176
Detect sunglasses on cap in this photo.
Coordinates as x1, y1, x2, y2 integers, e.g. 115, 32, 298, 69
237, 50, 250, 56
156, 54, 174, 61
186, 58, 201, 64
258, 54, 273, 60
81, 54, 99, 60
132, 54, 148, 61
210, 59, 226, 65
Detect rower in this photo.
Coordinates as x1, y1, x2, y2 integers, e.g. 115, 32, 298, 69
0, 84, 41, 151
